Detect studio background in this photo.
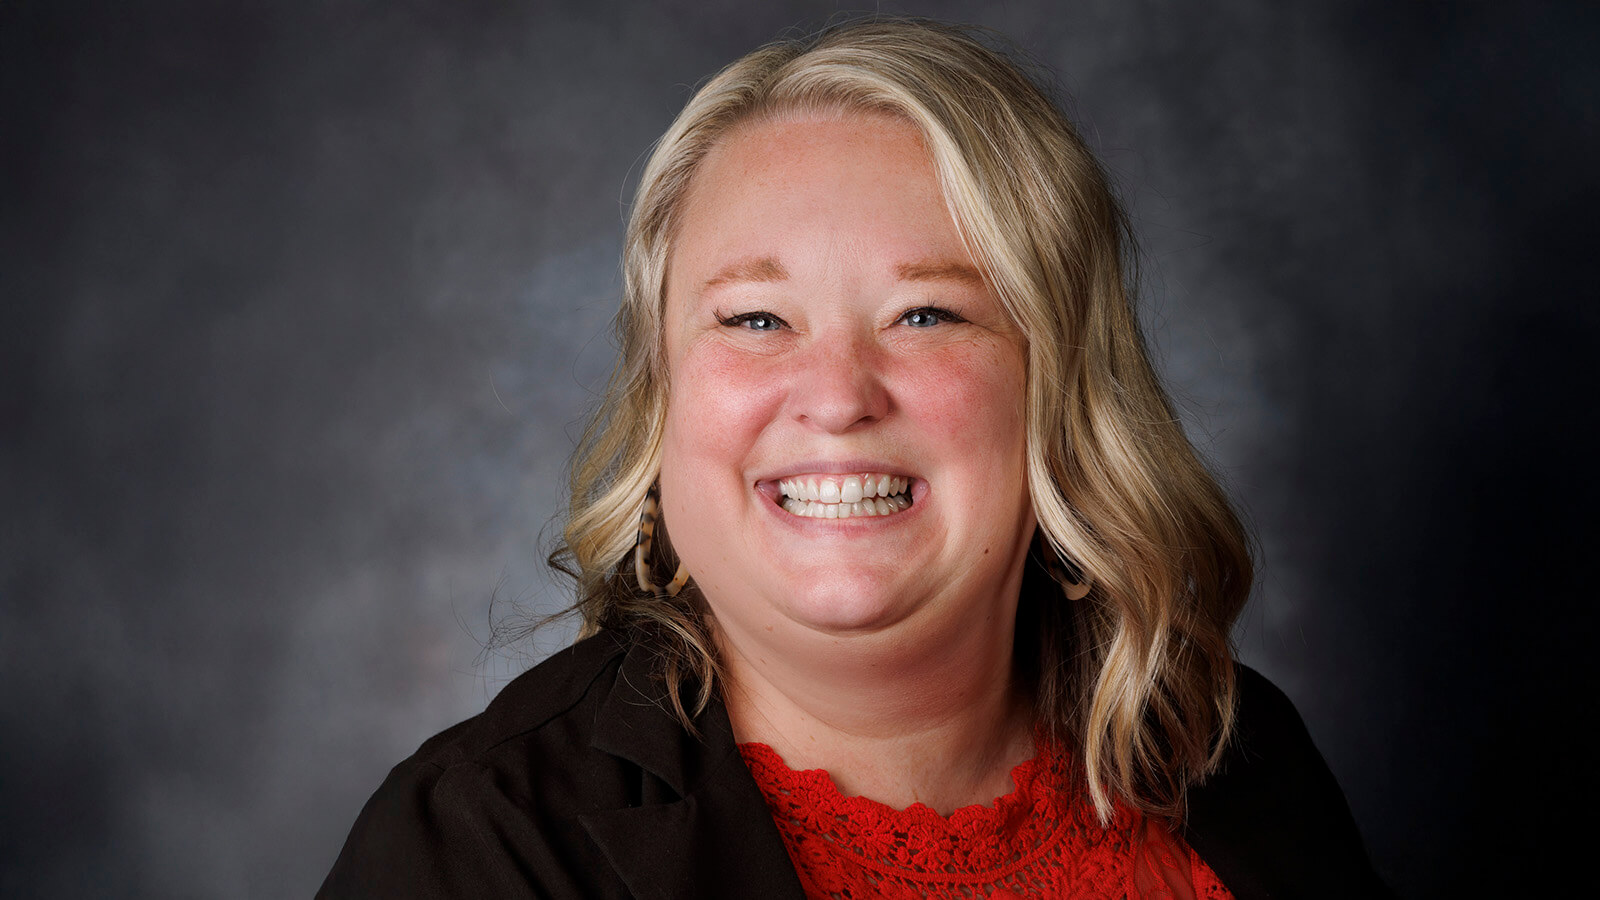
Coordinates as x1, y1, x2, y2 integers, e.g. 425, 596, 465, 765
4, 2, 1595, 897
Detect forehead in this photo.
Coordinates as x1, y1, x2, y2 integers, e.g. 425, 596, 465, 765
700, 107, 931, 180
668, 111, 967, 275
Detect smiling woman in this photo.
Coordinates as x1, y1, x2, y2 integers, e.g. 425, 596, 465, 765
661, 112, 1034, 668
321, 18, 1390, 900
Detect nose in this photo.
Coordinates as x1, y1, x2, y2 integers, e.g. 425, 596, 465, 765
791, 335, 891, 433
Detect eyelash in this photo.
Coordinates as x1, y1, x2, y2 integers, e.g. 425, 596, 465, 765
899, 306, 965, 327
716, 310, 788, 331
715, 306, 965, 331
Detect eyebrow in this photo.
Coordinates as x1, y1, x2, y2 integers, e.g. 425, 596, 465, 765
696, 256, 986, 295
895, 260, 986, 287
699, 257, 790, 294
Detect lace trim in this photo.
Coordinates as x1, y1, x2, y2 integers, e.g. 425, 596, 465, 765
738, 741, 1234, 900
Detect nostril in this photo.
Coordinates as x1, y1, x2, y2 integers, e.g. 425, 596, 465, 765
792, 376, 890, 432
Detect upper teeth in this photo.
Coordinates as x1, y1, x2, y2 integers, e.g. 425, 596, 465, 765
779, 474, 908, 503
779, 473, 913, 519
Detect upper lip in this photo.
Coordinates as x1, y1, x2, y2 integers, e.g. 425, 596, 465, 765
753, 460, 916, 483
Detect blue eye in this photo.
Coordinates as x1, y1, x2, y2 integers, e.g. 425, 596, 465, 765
901, 307, 962, 328
718, 311, 787, 331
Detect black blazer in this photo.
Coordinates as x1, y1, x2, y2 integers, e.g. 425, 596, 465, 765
319, 631, 1391, 899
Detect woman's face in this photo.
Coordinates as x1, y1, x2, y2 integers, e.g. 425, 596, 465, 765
658, 111, 1035, 645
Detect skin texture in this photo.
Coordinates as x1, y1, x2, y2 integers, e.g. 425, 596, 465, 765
658, 111, 1039, 813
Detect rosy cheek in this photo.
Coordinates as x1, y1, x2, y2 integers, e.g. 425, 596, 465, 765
668, 345, 786, 456
896, 342, 1026, 440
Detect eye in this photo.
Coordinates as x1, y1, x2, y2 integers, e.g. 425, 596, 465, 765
899, 306, 964, 328
717, 310, 788, 332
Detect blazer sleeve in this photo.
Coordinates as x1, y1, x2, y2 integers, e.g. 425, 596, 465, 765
1183, 665, 1395, 900
317, 756, 535, 900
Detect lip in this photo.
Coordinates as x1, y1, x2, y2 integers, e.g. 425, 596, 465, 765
758, 487, 925, 534
754, 460, 918, 496
755, 459, 918, 481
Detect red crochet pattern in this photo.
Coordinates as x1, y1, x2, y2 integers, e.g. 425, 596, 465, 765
738, 741, 1233, 900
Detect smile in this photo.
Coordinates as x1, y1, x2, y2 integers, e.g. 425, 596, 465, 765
777, 473, 914, 519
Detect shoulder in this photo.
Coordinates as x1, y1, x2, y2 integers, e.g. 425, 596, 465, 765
318, 631, 637, 900
1184, 663, 1393, 900
409, 629, 629, 768
1226, 664, 1323, 767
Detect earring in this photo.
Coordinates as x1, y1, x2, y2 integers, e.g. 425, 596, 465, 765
634, 487, 689, 597
1042, 544, 1093, 601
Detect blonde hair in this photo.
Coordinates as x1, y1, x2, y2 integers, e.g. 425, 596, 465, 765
548, 18, 1252, 821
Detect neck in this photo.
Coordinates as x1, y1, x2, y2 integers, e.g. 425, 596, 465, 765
716, 598, 1035, 816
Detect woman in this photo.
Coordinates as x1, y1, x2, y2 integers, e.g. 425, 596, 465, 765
321, 19, 1388, 899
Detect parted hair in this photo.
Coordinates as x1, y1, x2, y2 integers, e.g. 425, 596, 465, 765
547, 18, 1253, 821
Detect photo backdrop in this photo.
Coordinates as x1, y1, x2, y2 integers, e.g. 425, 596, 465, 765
4, 2, 1595, 897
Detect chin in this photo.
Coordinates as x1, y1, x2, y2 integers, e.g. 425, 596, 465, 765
772, 578, 920, 636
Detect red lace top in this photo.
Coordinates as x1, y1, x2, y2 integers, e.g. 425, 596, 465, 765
738, 741, 1233, 900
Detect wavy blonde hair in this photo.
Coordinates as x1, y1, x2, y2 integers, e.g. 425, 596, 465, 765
548, 18, 1252, 821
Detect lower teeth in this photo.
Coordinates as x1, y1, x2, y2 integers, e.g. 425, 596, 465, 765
781, 494, 912, 518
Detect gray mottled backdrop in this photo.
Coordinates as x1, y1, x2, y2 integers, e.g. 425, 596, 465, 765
4, 1, 1595, 897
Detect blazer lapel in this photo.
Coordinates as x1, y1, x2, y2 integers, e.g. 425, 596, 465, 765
581, 638, 804, 900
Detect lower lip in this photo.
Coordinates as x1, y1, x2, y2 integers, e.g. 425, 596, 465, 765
760, 483, 923, 530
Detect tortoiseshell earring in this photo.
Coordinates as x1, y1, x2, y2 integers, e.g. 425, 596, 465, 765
634, 487, 690, 597
1043, 545, 1093, 601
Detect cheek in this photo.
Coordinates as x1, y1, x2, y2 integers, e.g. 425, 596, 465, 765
658, 346, 788, 588
661, 345, 787, 482
898, 341, 1028, 452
